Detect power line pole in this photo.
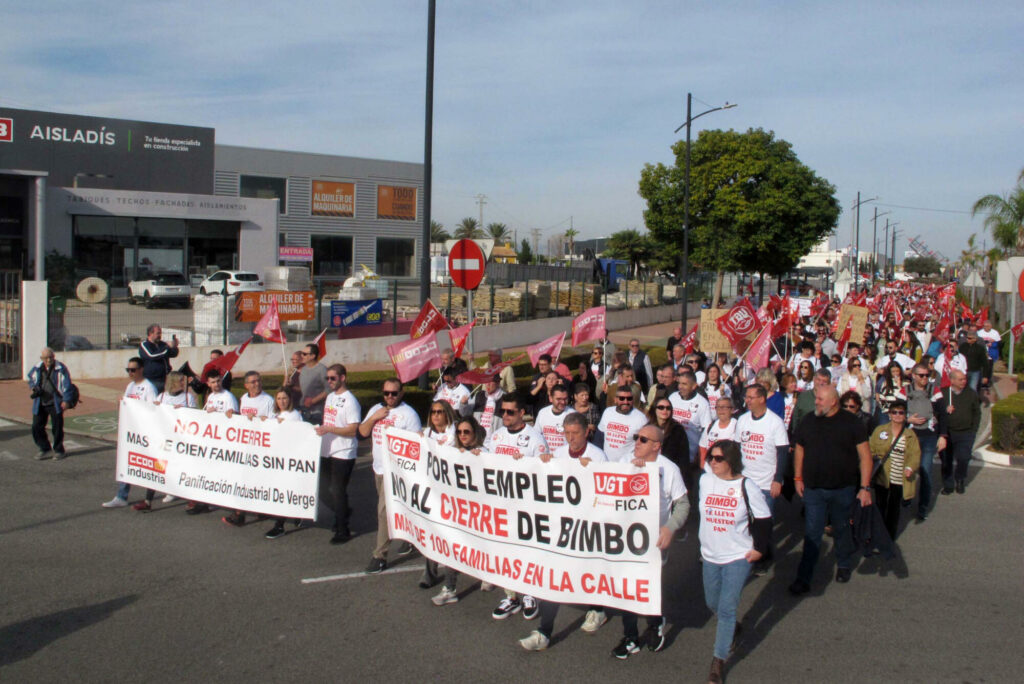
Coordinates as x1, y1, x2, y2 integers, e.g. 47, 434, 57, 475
531, 228, 541, 261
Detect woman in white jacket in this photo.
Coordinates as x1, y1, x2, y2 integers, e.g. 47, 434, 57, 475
837, 357, 873, 414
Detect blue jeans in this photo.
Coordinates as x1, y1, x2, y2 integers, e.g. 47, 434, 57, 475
913, 428, 938, 512
760, 488, 775, 517
942, 432, 975, 488
703, 558, 751, 660
117, 482, 131, 500
797, 486, 856, 585
966, 371, 981, 392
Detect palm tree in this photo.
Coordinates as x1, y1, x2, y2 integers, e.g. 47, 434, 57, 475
454, 217, 484, 240
605, 228, 651, 278
430, 220, 450, 243
972, 168, 1024, 254
564, 227, 579, 258
486, 222, 511, 244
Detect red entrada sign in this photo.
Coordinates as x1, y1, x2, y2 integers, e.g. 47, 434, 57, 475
448, 239, 485, 290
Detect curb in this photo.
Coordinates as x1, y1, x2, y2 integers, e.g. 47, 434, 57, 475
2, 414, 117, 443
973, 444, 1021, 468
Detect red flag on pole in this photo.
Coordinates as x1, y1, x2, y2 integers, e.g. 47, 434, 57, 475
973, 306, 989, 326
836, 318, 853, 354
715, 299, 759, 349
572, 306, 606, 347
680, 323, 699, 354
1012, 321, 1024, 343
253, 298, 286, 344
312, 327, 328, 361
448, 321, 475, 359
386, 330, 443, 383
456, 354, 526, 385
745, 324, 773, 372
410, 300, 449, 339
527, 331, 566, 367
939, 346, 953, 389
200, 336, 253, 379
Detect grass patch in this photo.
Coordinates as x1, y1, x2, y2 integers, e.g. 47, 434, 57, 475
991, 391, 1024, 453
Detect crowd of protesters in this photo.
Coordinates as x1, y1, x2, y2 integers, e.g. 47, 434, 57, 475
28, 280, 995, 683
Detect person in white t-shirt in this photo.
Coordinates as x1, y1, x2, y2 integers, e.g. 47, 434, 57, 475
519, 412, 607, 652
596, 388, 649, 463
611, 424, 689, 660
356, 378, 422, 566
534, 384, 576, 451
271, 389, 303, 423
222, 370, 278, 528
669, 370, 712, 465
423, 401, 458, 447
434, 368, 471, 416
486, 394, 548, 622
238, 371, 276, 419
699, 397, 738, 468
131, 370, 194, 512
698, 439, 772, 683
313, 365, 361, 550
103, 357, 158, 509
203, 370, 239, 414
472, 375, 504, 438
735, 384, 790, 521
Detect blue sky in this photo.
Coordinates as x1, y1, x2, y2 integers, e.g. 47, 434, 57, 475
3, 1, 1022, 262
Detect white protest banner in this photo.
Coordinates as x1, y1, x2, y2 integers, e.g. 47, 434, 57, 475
116, 400, 321, 518
792, 297, 813, 317
383, 428, 663, 614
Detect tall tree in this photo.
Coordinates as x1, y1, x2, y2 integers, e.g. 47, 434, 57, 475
454, 217, 484, 240
639, 128, 840, 303
972, 168, 1024, 254
904, 255, 941, 277
605, 229, 651, 278
517, 237, 534, 264
430, 220, 450, 243
486, 222, 511, 244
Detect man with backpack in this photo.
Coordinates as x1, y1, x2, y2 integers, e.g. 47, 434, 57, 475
27, 347, 76, 460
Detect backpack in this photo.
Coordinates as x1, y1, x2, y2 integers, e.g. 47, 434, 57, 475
62, 382, 81, 410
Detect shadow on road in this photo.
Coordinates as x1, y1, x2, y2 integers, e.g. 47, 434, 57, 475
0, 595, 138, 667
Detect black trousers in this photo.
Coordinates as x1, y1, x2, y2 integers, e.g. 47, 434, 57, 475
874, 483, 903, 541
327, 458, 355, 532
32, 405, 64, 453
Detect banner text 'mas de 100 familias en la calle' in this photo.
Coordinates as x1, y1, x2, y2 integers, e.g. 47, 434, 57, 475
382, 428, 663, 614
116, 401, 321, 518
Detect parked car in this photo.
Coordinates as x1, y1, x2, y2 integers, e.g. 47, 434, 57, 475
198, 270, 264, 296
127, 272, 192, 308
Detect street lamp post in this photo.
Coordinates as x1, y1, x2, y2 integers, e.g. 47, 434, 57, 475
851, 193, 877, 293
673, 93, 736, 327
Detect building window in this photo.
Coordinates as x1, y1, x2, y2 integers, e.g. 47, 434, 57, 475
240, 175, 287, 215
311, 234, 353, 278
376, 237, 415, 277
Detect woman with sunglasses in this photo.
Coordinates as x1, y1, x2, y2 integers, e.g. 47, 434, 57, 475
423, 401, 457, 447
838, 356, 873, 411
429, 416, 487, 606
868, 399, 921, 541
874, 363, 908, 426
840, 390, 875, 434
795, 360, 815, 392
698, 397, 737, 468
699, 439, 772, 684
647, 397, 689, 471
702, 364, 731, 406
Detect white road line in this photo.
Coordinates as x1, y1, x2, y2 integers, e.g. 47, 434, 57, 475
0, 418, 17, 428
0, 450, 19, 461
63, 439, 86, 450
301, 565, 422, 584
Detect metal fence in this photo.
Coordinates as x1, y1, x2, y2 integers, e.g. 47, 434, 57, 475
1, 270, 21, 378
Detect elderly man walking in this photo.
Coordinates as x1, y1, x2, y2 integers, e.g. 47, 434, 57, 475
27, 347, 74, 460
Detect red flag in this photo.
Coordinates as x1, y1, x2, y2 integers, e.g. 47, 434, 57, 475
973, 306, 989, 326
770, 308, 791, 340
939, 346, 953, 389
448, 321, 475, 359
1012, 321, 1024, 343
527, 331, 566, 367
312, 328, 328, 361
960, 301, 973, 322
680, 323, 699, 354
767, 294, 784, 315
387, 330, 443, 383
809, 293, 828, 317
755, 306, 771, 327
745, 324, 773, 372
933, 317, 951, 345
572, 306, 606, 347
410, 300, 449, 339
201, 336, 253, 379
456, 354, 526, 385
715, 299, 759, 349
253, 299, 286, 344
836, 318, 853, 354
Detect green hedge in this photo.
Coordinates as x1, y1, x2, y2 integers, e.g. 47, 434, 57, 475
991, 391, 1024, 452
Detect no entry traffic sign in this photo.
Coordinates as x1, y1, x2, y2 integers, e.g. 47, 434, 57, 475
448, 239, 485, 290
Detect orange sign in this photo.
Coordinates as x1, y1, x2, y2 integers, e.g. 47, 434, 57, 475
235, 291, 316, 322
377, 184, 417, 220
311, 180, 355, 217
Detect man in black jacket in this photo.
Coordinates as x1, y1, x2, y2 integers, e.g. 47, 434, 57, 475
958, 328, 991, 393
937, 369, 981, 495
139, 324, 178, 393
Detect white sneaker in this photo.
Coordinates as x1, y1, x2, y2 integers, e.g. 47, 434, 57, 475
102, 497, 128, 508
480, 581, 494, 592
431, 586, 459, 606
519, 630, 550, 651
580, 609, 607, 633
162, 494, 176, 503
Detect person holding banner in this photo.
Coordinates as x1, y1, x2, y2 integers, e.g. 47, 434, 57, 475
203, 370, 239, 415
222, 371, 276, 528
103, 358, 158, 508
612, 425, 689, 659
518, 412, 609, 651
484, 394, 548, 621
423, 401, 457, 447
315, 366, 362, 549
699, 439, 772, 684
272, 390, 303, 423
131, 371, 196, 512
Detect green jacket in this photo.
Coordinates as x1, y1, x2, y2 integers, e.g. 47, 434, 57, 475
869, 424, 921, 500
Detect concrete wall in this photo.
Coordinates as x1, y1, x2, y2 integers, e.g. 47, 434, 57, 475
21, 281, 49, 378
48, 302, 689, 379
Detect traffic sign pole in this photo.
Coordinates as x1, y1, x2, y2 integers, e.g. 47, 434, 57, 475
448, 239, 486, 362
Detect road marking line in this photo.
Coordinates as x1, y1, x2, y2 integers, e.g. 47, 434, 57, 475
63, 439, 86, 450
0, 450, 19, 461
301, 565, 421, 584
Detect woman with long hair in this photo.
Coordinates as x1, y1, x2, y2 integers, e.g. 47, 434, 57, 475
702, 364, 731, 405
795, 360, 815, 392
423, 401, 457, 446
272, 389, 303, 422
647, 397, 688, 471
874, 363, 908, 425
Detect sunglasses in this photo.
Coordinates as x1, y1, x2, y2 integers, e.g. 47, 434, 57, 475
655, 405, 672, 411
617, 396, 634, 402
382, 390, 399, 397
457, 429, 473, 435
849, 364, 860, 368
633, 434, 657, 443
889, 409, 906, 415
708, 454, 727, 463
842, 403, 859, 409
914, 373, 929, 378
126, 367, 140, 373
430, 409, 445, 415
499, 408, 519, 416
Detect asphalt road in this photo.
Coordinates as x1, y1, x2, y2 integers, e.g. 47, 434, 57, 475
2, 419, 1021, 683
